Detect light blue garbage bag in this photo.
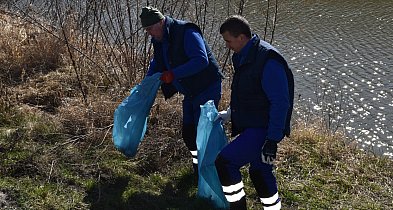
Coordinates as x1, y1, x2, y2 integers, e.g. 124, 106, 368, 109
112, 73, 162, 158
196, 100, 229, 209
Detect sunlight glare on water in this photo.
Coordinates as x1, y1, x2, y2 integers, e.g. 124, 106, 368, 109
254, 0, 393, 158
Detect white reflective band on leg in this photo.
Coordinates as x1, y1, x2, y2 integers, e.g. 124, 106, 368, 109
222, 181, 244, 193
224, 189, 246, 202
190, 150, 197, 156
260, 192, 279, 204
263, 200, 281, 210
190, 151, 198, 164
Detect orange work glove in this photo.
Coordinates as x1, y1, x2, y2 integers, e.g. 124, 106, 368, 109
160, 70, 175, 83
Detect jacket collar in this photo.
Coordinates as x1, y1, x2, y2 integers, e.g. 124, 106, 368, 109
233, 34, 260, 67
241, 34, 260, 65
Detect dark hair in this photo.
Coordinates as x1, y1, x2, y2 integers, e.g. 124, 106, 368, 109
219, 15, 252, 38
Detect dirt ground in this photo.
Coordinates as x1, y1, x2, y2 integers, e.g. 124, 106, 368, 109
0, 191, 17, 210
0, 191, 9, 208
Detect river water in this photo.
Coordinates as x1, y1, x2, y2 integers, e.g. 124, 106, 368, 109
248, 0, 393, 157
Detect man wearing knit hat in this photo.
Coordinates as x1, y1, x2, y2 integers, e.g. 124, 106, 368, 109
140, 6, 223, 175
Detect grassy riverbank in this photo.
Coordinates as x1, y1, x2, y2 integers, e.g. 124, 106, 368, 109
1, 98, 392, 210
1, 10, 393, 210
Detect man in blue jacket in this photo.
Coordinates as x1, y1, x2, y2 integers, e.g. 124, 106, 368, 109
215, 15, 294, 210
139, 6, 223, 174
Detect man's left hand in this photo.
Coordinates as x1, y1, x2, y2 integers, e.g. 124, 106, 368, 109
160, 71, 174, 83
261, 139, 277, 165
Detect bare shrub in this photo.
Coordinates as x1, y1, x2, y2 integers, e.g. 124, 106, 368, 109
0, 13, 64, 84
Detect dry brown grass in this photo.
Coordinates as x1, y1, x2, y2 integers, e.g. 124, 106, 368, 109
277, 121, 393, 209
0, 13, 64, 85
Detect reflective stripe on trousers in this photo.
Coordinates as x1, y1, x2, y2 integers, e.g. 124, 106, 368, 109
221, 181, 246, 202
260, 192, 281, 210
190, 150, 198, 164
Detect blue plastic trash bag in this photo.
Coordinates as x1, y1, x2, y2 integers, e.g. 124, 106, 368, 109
196, 100, 229, 209
112, 73, 161, 158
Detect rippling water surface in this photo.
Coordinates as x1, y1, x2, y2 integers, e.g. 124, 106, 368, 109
247, 0, 393, 157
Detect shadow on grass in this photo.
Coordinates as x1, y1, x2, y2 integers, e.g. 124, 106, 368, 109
84, 173, 217, 210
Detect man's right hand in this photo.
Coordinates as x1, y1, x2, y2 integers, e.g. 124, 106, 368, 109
160, 70, 174, 83
215, 107, 231, 123
261, 139, 278, 165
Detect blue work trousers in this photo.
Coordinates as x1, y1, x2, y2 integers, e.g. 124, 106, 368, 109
181, 81, 221, 172
215, 128, 279, 209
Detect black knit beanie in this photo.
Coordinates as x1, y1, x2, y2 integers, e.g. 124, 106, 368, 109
140, 6, 164, 27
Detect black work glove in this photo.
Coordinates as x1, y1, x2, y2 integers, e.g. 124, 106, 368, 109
261, 139, 278, 165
